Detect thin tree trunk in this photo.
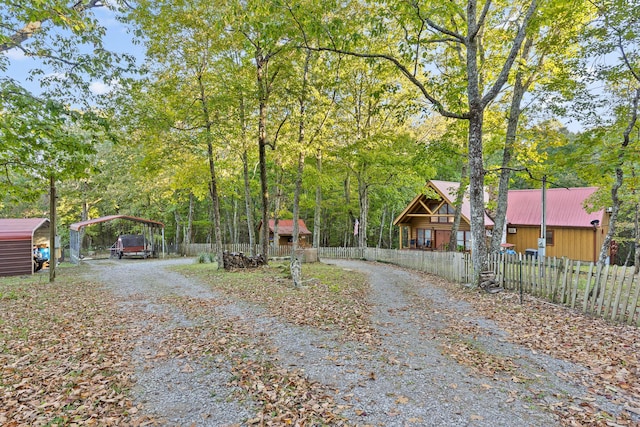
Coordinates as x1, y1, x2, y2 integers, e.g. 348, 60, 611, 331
197, 73, 223, 268
292, 50, 311, 256
388, 209, 394, 249
186, 192, 194, 247
174, 209, 181, 255
358, 179, 369, 248
49, 175, 56, 283
256, 53, 270, 260
449, 164, 468, 251
242, 150, 256, 255
598, 88, 640, 266
313, 150, 322, 248
635, 201, 640, 274
490, 37, 534, 254
377, 206, 386, 248
233, 196, 239, 244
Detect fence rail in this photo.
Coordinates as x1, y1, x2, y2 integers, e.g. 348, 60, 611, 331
182, 243, 640, 326
488, 253, 640, 326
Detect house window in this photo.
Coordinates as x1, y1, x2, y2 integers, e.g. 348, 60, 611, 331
416, 229, 432, 249
546, 230, 554, 246
401, 226, 409, 248
457, 231, 471, 251
430, 204, 455, 223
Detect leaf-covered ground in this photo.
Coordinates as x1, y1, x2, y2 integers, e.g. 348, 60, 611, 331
1, 260, 639, 426
0, 267, 139, 426
417, 272, 640, 427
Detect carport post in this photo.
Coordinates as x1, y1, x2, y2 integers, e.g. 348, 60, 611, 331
49, 175, 56, 283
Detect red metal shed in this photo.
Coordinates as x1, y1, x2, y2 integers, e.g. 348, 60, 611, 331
0, 218, 50, 277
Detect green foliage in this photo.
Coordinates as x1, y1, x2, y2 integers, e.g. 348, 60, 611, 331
196, 252, 215, 264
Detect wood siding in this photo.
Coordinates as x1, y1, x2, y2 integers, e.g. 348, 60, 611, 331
506, 225, 608, 262
0, 240, 33, 277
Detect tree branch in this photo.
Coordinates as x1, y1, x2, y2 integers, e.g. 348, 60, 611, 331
267, 113, 289, 150
0, 1, 104, 53
305, 46, 468, 119
481, 0, 538, 107
411, 0, 464, 43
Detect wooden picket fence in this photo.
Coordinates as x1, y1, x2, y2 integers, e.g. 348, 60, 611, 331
183, 243, 293, 258
488, 253, 640, 326
182, 243, 640, 326
319, 247, 472, 284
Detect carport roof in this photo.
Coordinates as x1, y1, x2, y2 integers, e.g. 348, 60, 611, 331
0, 218, 50, 240
69, 215, 165, 231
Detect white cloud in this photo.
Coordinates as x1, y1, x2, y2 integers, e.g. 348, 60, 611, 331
89, 81, 113, 95
4, 48, 26, 61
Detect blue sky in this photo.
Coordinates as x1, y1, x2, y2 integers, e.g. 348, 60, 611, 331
2, 6, 144, 97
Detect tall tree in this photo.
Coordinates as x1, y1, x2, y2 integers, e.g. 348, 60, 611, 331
300, 0, 537, 282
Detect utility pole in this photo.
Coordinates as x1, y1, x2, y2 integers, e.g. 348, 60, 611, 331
539, 175, 547, 258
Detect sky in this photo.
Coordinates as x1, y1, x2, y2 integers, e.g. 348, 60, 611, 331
1, 5, 589, 132
1, 6, 145, 98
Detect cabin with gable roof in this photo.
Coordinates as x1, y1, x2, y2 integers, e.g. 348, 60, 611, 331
393, 180, 494, 252
394, 180, 611, 262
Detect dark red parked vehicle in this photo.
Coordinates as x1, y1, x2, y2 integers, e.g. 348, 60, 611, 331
111, 234, 151, 259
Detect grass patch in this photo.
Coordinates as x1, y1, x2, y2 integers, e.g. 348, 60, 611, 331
173, 261, 378, 344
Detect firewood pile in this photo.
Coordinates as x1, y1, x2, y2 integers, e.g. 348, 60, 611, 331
479, 270, 503, 293
222, 251, 266, 270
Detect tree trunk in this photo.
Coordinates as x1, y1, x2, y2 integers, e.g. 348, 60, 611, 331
344, 173, 352, 247
449, 164, 468, 251
598, 88, 640, 266
186, 192, 194, 247
377, 206, 386, 248
292, 49, 311, 255
467, 106, 487, 283
635, 201, 640, 274
313, 150, 322, 248
49, 175, 56, 283
174, 210, 181, 255
197, 73, 224, 268
242, 150, 256, 255
256, 53, 270, 260
388, 209, 394, 249
232, 196, 239, 244
490, 37, 534, 254
357, 179, 369, 248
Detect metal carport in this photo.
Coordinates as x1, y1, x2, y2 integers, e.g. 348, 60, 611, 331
69, 215, 165, 263
0, 218, 50, 277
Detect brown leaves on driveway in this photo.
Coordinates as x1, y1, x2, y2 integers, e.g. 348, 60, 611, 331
422, 272, 640, 427
0, 272, 139, 426
3, 261, 640, 426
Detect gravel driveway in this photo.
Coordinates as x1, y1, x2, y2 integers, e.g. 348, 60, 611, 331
85, 257, 598, 426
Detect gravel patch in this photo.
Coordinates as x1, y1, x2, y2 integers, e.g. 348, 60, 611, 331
83, 257, 610, 426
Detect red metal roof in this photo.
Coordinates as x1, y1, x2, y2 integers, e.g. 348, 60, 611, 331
0, 218, 50, 241
265, 219, 311, 236
69, 215, 165, 231
506, 187, 603, 227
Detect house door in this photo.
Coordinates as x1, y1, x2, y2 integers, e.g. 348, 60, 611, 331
434, 230, 451, 251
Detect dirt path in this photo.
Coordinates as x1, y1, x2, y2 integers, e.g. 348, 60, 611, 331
85, 257, 606, 426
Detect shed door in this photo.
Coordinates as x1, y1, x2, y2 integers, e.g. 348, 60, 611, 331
434, 230, 451, 251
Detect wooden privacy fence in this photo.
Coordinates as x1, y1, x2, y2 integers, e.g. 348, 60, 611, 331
488, 253, 640, 326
